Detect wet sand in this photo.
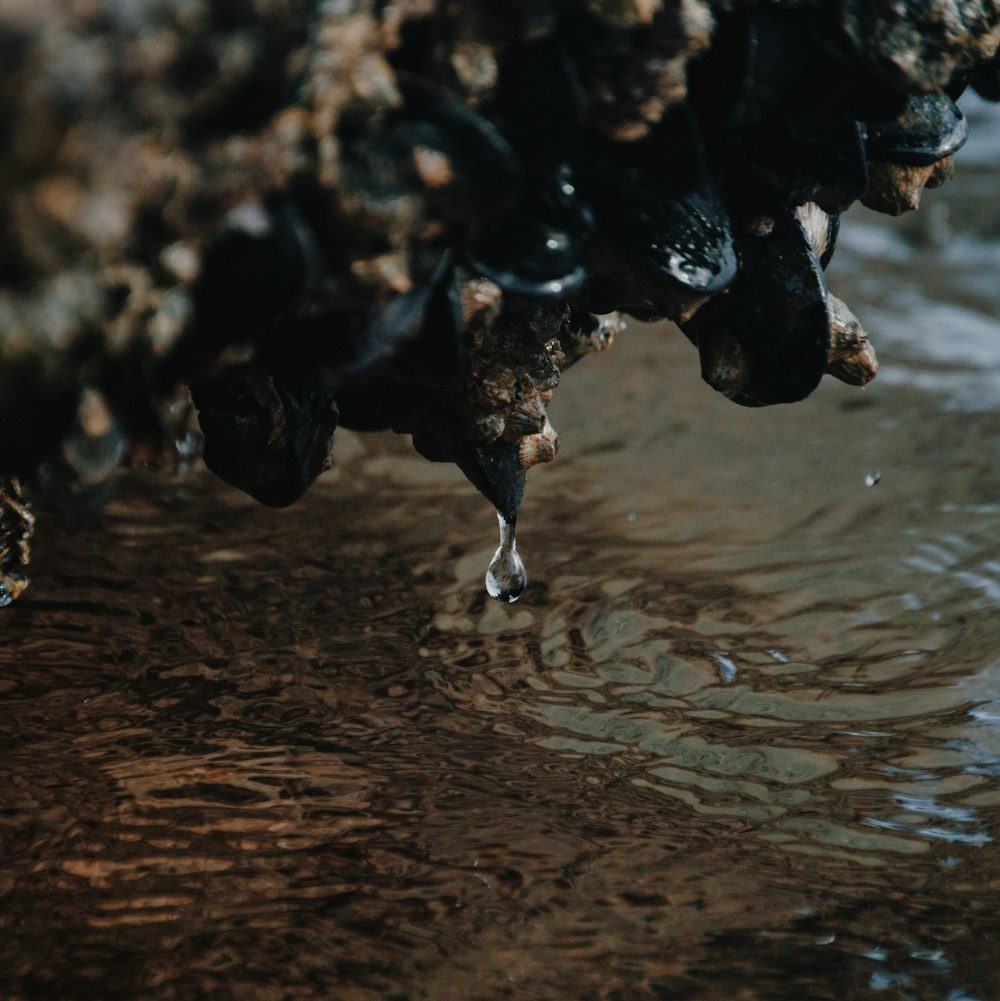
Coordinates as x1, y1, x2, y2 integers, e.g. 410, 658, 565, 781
3, 102, 1000, 1001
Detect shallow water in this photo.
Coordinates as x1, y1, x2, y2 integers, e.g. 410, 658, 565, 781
5, 107, 1000, 1001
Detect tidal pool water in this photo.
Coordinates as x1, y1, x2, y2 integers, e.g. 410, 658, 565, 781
4, 102, 1000, 1001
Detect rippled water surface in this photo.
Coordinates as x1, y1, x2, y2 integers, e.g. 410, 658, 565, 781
6, 106, 1000, 1001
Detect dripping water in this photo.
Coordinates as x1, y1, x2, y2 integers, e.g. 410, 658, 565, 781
485, 512, 527, 602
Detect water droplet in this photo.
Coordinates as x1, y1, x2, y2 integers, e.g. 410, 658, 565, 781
485, 513, 526, 603
865, 470, 882, 487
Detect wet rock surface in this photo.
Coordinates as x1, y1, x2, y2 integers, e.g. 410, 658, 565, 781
2, 0, 1000, 598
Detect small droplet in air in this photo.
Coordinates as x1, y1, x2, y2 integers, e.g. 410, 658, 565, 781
485, 513, 527, 603
865, 470, 881, 487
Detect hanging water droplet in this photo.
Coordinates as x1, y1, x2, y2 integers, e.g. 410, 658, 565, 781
485, 512, 527, 603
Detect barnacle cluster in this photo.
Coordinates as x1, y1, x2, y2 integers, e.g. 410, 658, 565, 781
2, 0, 999, 602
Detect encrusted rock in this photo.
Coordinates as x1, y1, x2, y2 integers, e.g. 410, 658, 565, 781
841, 0, 1000, 93
1, 0, 999, 601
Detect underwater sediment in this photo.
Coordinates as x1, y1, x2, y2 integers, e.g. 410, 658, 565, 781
2, 0, 999, 603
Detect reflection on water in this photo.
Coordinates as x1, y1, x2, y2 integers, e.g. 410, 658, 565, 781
5, 107, 1000, 1001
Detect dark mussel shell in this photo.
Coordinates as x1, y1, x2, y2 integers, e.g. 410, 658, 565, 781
575, 270, 649, 319
396, 395, 526, 525
340, 250, 457, 382
270, 251, 458, 391
866, 93, 968, 166
969, 61, 1000, 102
490, 37, 587, 166
262, 251, 466, 426
394, 73, 523, 222
688, 6, 812, 133
844, 65, 909, 126
611, 185, 737, 297
683, 206, 830, 407
158, 196, 313, 392
464, 166, 590, 300
0, 363, 80, 478
331, 378, 399, 433
390, 260, 465, 387
583, 109, 738, 318
190, 197, 312, 347
467, 437, 525, 527
739, 99, 869, 208
590, 184, 738, 318
192, 365, 339, 508
710, 26, 873, 207
786, 105, 868, 189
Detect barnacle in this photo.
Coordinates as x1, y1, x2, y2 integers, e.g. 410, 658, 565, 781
0, 479, 33, 607
2, 0, 999, 602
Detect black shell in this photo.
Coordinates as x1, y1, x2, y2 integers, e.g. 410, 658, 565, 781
469, 438, 526, 527
261, 252, 461, 394
688, 7, 811, 132
345, 251, 457, 381
845, 67, 909, 125
866, 93, 968, 166
737, 107, 869, 208
193, 366, 339, 508
156, 197, 313, 395
604, 184, 737, 298
402, 402, 526, 526
392, 262, 465, 387
583, 110, 738, 314
969, 62, 1000, 102
683, 206, 830, 407
333, 379, 399, 433
464, 167, 590, 300
491, 38, 587, 166
394, 74, 524, 221
180, 197, 311, 356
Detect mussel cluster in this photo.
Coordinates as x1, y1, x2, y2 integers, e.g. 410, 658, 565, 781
2, 0, 1000, 604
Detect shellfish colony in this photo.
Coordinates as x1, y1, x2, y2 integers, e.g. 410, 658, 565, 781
2, 0, 999, 604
